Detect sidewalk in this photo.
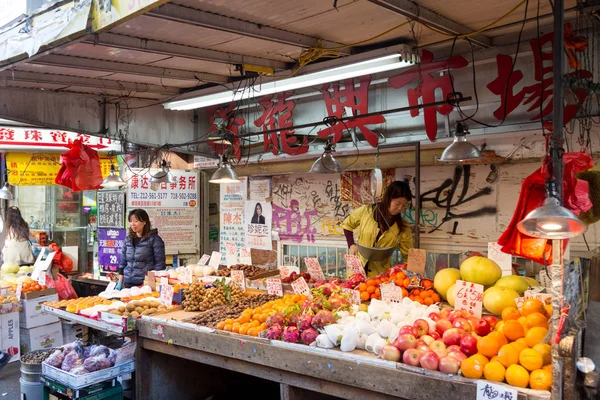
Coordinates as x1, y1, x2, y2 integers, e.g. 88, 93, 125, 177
0, 362, 20, 400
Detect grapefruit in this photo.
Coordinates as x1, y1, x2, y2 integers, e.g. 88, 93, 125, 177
483, 286, 520, 315
434, 268, 461, 299
494, 275, 529, 295
460, 256, 502, 286
446, 283, 458, 307
523, 276, 541, 287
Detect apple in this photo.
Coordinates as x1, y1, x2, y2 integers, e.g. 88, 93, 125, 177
420, 350, 440, 371
393, 334, 417, 352
402, 349, 423, 367
413, 319, 430, 337
430, 331, 441, 340
440, 309, 451, 318
462, 310, 473, 318
446, 345, 462, 353
432, 347, 448, 359
452, 318, 473, 332
415, 340, 430, 352
439, 356, 460, 374
442, 328, 464, 347
399, 325, 418, 336
447, 310, 465, 322
447, 350, 467, 363
380, 344, 401, 362
474, 319, 492, 336
482, 315, 498, 329
459, 334, 478, 356
421, 335, 435, 346
436, 318, 453, 335
428, 312, 441, 322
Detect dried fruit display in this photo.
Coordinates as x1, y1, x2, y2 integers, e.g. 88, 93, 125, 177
182, 280, 245, 312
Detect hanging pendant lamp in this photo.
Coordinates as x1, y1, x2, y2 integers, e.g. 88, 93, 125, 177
309, 141, 343, 173
100, 163, 126, 188
209, 156, 240, 184
151, 160, 177, 184
0, 182, 14, 200
439, 122, 482, 162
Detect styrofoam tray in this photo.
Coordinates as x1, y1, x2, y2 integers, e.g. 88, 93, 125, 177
42, 360, 135, 389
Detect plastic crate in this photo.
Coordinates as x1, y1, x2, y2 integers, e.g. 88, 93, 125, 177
42, 361, 134, 389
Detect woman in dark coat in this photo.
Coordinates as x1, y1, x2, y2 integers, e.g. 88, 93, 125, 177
117, 209, 166, 288
251, 202, 266, 225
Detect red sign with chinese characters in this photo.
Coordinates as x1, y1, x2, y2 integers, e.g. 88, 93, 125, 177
455, 280, 484, 318
0, 127, 120, 152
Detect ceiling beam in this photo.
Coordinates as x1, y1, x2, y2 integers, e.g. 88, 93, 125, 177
145, 3, 352, 55
29, 54, 229, 84
1, 70, 180, 95
368, 0, 492, 48
83, 33, 290, 71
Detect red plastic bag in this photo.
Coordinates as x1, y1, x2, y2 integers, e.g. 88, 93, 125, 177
55, 273, 78, 300
498, 152, 594, 264
49, 243, 74, 274
55, 138, 103, 191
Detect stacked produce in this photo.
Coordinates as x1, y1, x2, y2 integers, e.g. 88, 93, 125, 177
211, 264, 265, 278
355, 269, 438, 304
0, 294, 18, 304
107, 299, 170, 317
182, 279, 245, 311
44, 341, 121, 375
282, 271, 316, 284
46, 296, 114, 313
0, 263, 43, 292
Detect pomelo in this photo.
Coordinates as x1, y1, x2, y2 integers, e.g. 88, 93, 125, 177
494, 275, 529, 295
434, 268, 461, 299
483, 286, 520, 315
460, 256, 502, 286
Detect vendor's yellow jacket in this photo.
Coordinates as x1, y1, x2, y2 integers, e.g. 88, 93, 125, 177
342, 205, 413, 277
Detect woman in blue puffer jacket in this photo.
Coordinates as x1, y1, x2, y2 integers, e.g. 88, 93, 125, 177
117, 209, 166, 288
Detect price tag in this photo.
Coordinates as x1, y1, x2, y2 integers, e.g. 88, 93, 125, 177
38, 270, 46, 286
407, 248, 427, 276
239, 247, 252, 265
454, 280, 484, 318
16, 283, 23, 299
379, 282, 403, 304
524, 290, 552, 306
341, 288, 361, 305
488, 242, 513, 276
160, 284, 174, 306
225, 242, 237, 267
537, 271, 552, 288
209, 251, 221, 269
515, 297, 525, 311
198, 254, 211, 266
344, 254, 366, 278
278, 265, 300, 279
230, 270, 246, 291
476, 380, 517, 400
147, 271, 156, 291
290, 276, 312, 299
106, 281, 117, 292
304, 257, 325, 281
266, 278, 283, 297
180, 267, 192, 284
160, 277, 169, 289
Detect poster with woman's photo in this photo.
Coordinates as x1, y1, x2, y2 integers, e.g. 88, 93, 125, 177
244, 201, 272, 250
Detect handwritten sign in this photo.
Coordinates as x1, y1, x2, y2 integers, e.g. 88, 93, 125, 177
97, 191, 125, 228
514, 297, 525, 311
180, 267, 192, 284
230, 270, 246, 291
225, 242, 237, 267
291, 277, 312, 299
407, 249, 427, 276
209, 252, 222, 269
160, 277, 168, 289
455, 280, 484, 318
16, 283, 22, 299
476, 380, 517, 400
488, 242, 513, 276
304, 257, 325, 281
147, 271, 156, 291
342, 288, 361, 305
106, 281, 117, 292
524, 290, 552, 305
38, 270, 46, 286
538, 270, 552, 288
380, 282, 403, 304
279, 265, 300, 279
344, 254, 366, 278
266, 278, 283, 297
198, 254, 210, 266
239, 247, 252, 265
160, 284, 174, 306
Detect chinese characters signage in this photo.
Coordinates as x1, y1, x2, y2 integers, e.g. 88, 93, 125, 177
98, 228, 126, 276
0, 128, 120, 151
244, 201, 272, 251
220, 176, 247, 208
220, 208, 245, 265
126, 168, 198, 208
145, 208, 197, 254
455, 280, 484, 318
97, 191, 125, 228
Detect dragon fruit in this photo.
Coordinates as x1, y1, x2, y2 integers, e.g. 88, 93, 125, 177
286, 313, 300, 327
266, 312, 285, 327
312, 309, 334, 329
301, 328, 319, 345
266, 325, 283, 340
329, 293, 350, 310
301, 301, 321, 314
282, 326, 300, 343
297, 314, 313, 331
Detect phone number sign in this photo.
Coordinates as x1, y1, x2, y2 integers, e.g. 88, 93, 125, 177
127, 169, 198, 208
98, 228, 126, 274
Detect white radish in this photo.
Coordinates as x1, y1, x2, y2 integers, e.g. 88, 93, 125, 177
340, 327, 359, 352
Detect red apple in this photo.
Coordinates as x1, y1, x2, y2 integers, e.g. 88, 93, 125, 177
421, 335, 435, 346
399, 325, 418, 337
420, 350, 440, 371
436, 318, 453, 335
440, 309, 451, 318
380, 344, 401, 362
447, 310, 465, 323
462, 310, 473, 318
415, 339, 430, 352
430, 331, 441, 340
447, 350, 467, 364
452, 318, 473, 333
459, 334, 478, 356
428, 312, 441, 322
442, 328, 464, 347
474, 319, 492, 336
446, 345, 462, 353
482, 316, 498, 329
402, 349, 423, 367
439, 356, 460, 374
432, 347, 448, 359
413, 319, 430, 337
393, 334, 417, 352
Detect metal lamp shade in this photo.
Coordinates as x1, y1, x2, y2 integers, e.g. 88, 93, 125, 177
0, 182, 14, 200
439, 135, 482, 162
209, 163, 240, 184
309, 152, 343, 174
151, 166, 177, 184
100, 165, 126, 188
517, 196, 588, 239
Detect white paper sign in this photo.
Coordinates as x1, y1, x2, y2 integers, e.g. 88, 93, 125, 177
244, 201, 272, 251
126, 169, 198, 208
239, 247, 252, 265
454, 280, 484, 318
538, 271, 552, 288
290, 277, 312, 299
304, 257, 325, 281
407, 248, 427, 275
198, 254, 210, 266
160, 277, 169, 289
476, 380, 517, 400
488, 242, 513, 276
225, 242, 237, 267
341, 288, 361, 305
16, 283, 23, 299
209, 252, 222, 268
515, 297, 525, 311
106, 281, 117, 292
344, 254, 366, 278
380, 282, 403, 304
266, 278, 283, 297
279, 265, 300, 279
524, 290, 552, 305
38, 270, 46, 286
160, 284, 174, 306
180, 267, 192, 284
230, 270, 246, 291
31, 249, 56, 281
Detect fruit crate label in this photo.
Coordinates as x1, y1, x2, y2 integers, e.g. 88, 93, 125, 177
231, 270, 246, 291
239, 247, 252, 265
180, 267, 192, 284
38, 270, 46, 286
291, 276, 312, 299
455, 280, 484, 318
209, 251, 222, 268
344, 254, 366, 278
304, 257, 325, 281
16, 283, 22, 299
278, 265, 299, 279
380, 282, 402, 304
407, 248, 426, 276
225, 242, 237, 267
341, 288, 361, 305
476, 380, 517, 400
266, 278, 283, 297
160, 284, 174, 306
198, 254, 210, 266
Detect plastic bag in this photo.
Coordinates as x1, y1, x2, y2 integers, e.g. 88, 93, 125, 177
61, 350, 83, 372
55, 138, 103, 191
49, 243, 74, 274
45, 350, 64, 368
55, 273, 78, 301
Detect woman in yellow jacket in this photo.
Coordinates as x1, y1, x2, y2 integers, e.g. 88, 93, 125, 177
342, 181, 413, 277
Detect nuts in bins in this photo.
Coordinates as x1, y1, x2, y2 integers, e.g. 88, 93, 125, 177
211, 264, 265, 278
183, 294, 277, 328
182, 281, 244, 312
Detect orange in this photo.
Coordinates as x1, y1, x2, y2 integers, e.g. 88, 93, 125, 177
239, 314, 251, 324
375, 288, 381, 297
216, 321, 225, 330
367, 286, 376, 294
375, 278, 382, 285
232, 325, 240, 334
431, 293, 441, 303
461, 356, 485, 379
533, 343, 552, 365
487, 331, 508, 347
506, 364, 530, 388
259, 313, 269, 323
358, 283, 367, 292
223, 324, 233, 332
470, 354, 490, 366
519, 348, 544, 371
542, 364, 552, 373
239, 326, 249, 335
366, 279, 377, 286
484, 361, 506, 382
513, 338, 529, 352
247, 327, 259, 337
424, 297, 434, 305
522, 299, 545, 316
403, 278, 411, 287
496, 344, 520, 367
420, 290, 430, 299
525, 327, 549, 347
526, 312, 549, 329
401, 287, 409, 298
502, 307, 521, 321
530, 369, 552, 391
490, 356, 500, 363
544, 304, 553, 318
360, 291, 370, 301
412, 289, 421, 296
495, 321, 505, 334
503, 320, 525, 342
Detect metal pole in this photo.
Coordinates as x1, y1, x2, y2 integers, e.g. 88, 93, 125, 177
414, 141, 421, 248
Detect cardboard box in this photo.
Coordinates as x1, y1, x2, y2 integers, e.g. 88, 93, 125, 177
20, 293, 59, 328
22, 287, 57, 300
20, 321, 63, 353
0, 312, 20, 363
61, 320, 84, 344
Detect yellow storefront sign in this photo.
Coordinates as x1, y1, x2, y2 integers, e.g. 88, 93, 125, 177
7, 153, 113, 186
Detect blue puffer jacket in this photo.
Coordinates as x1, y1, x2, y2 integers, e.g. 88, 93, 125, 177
118, 229, 166, 287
